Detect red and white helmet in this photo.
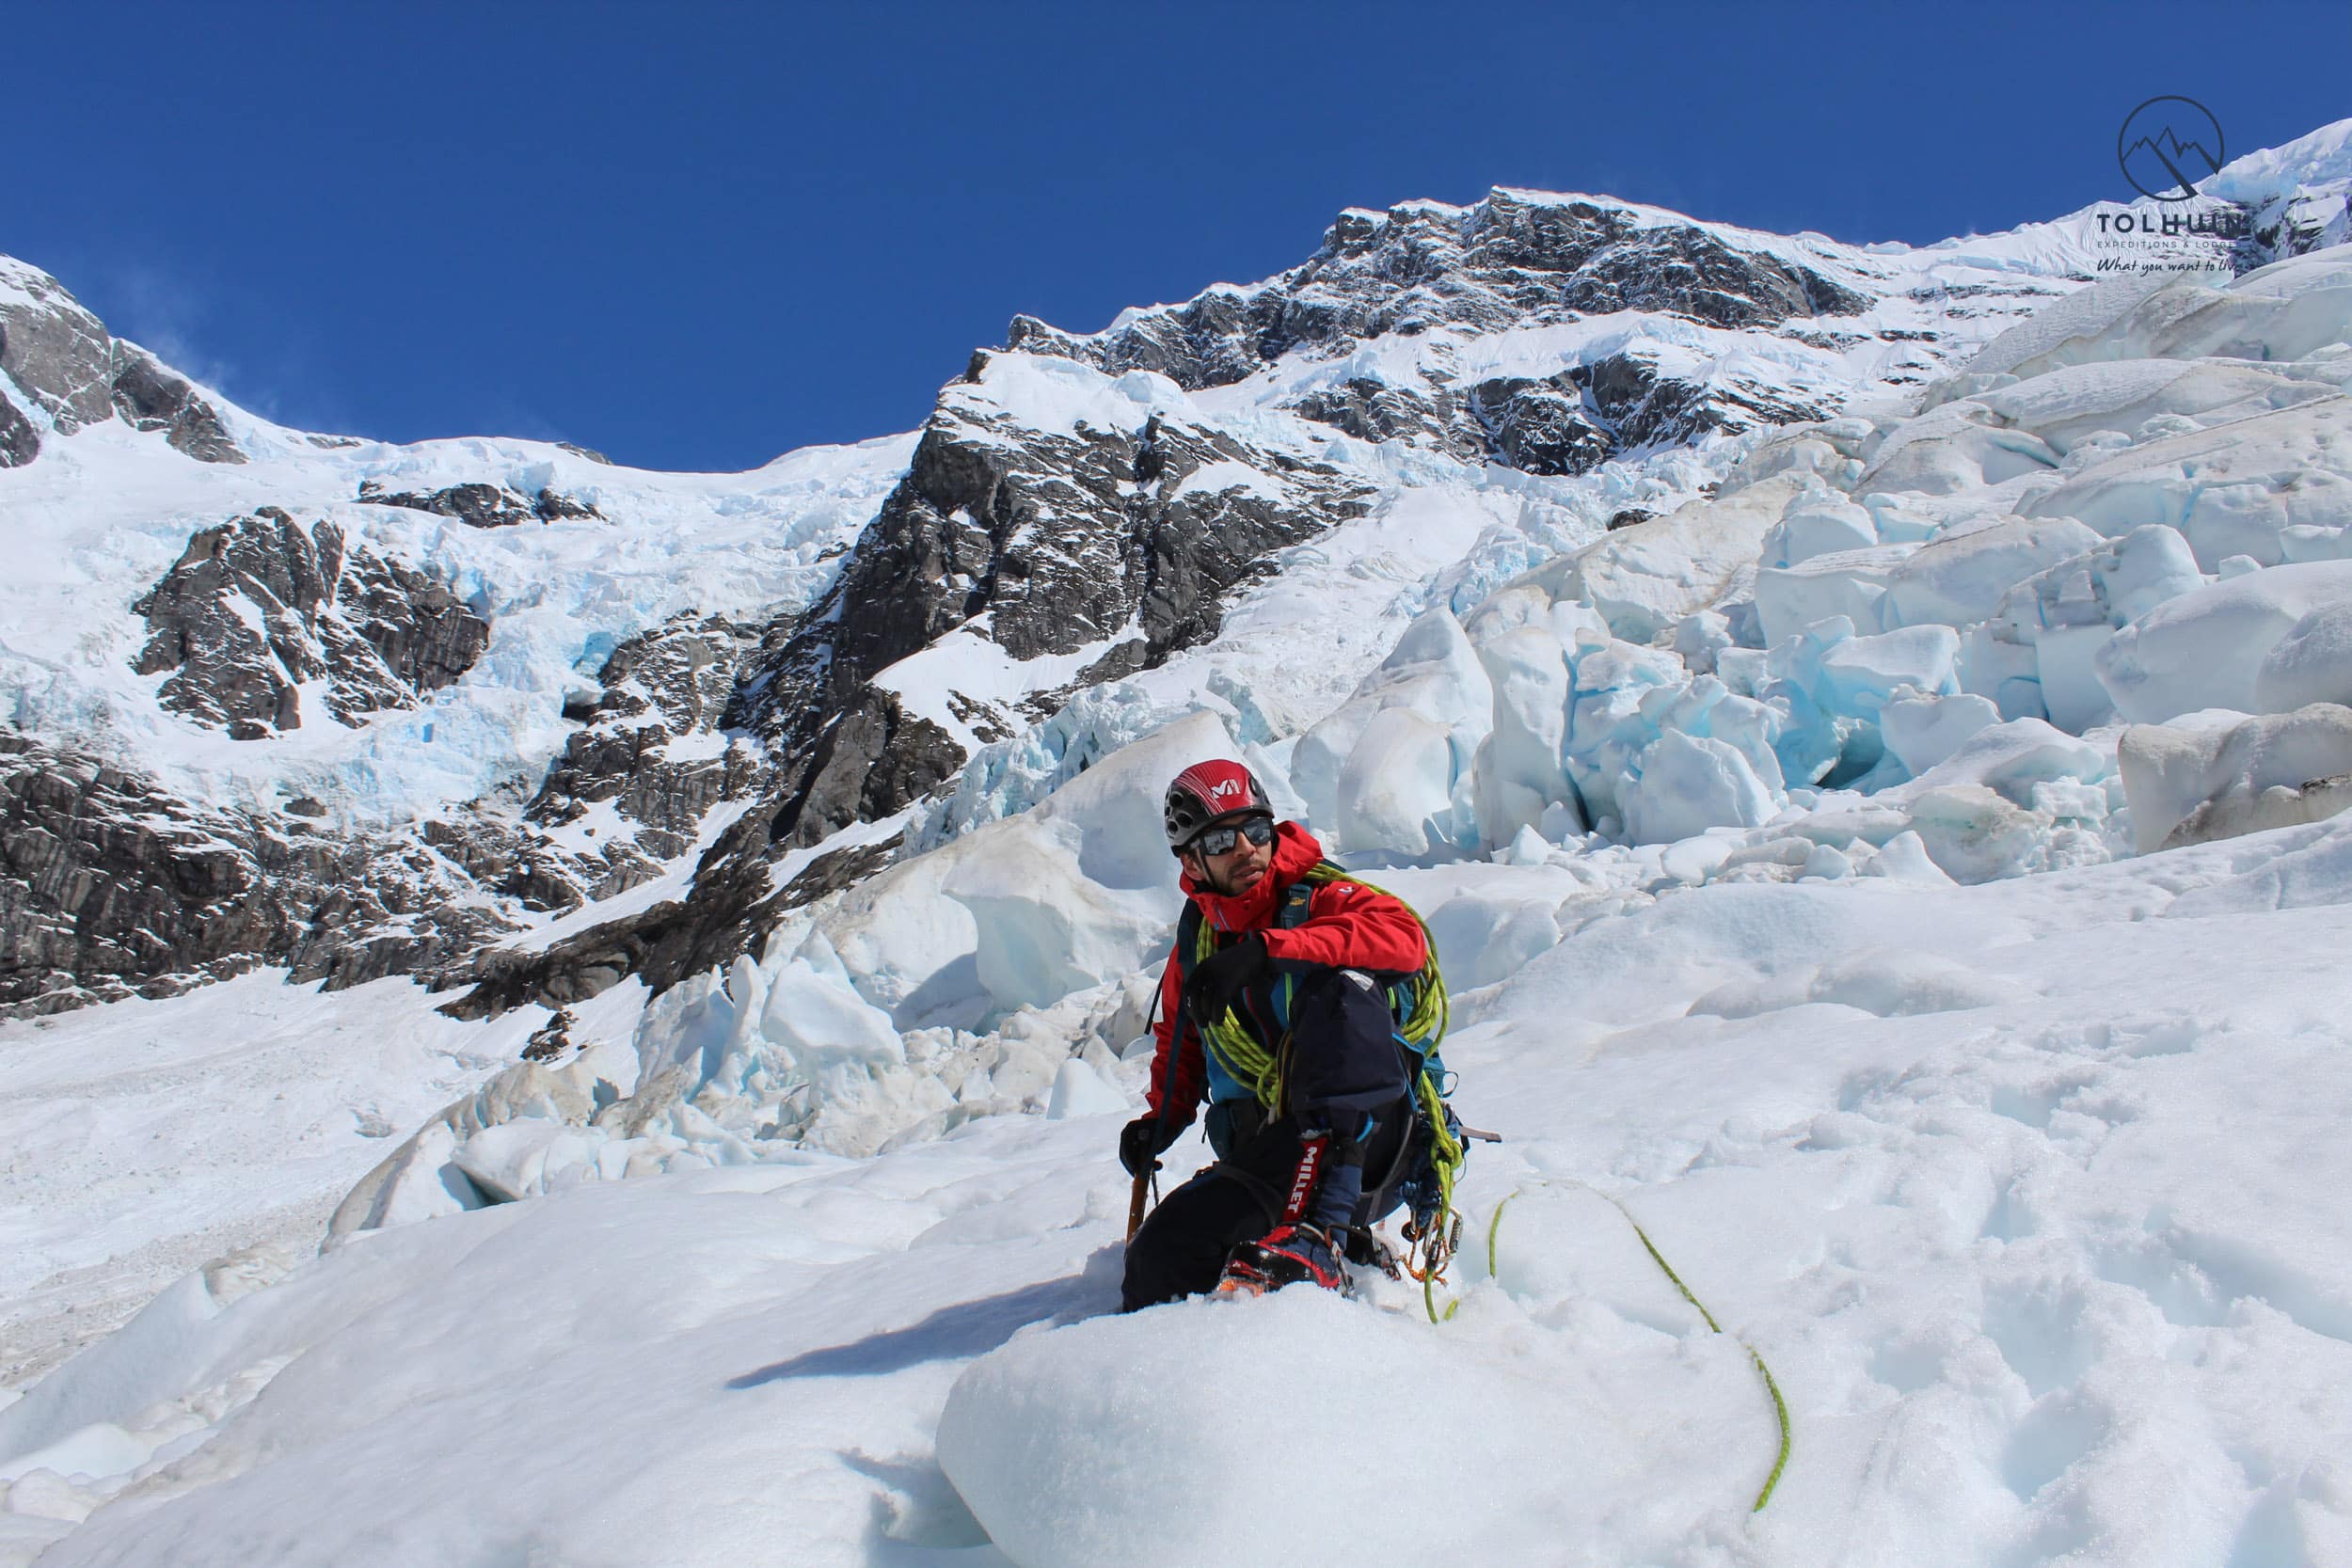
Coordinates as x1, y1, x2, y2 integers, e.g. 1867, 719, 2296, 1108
1163, 759, 1273, 849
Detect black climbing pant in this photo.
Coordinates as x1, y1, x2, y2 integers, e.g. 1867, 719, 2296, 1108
1122, 968, 1416, 1311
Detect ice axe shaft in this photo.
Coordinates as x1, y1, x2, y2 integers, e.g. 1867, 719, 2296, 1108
1126, 1169, 1152, 1241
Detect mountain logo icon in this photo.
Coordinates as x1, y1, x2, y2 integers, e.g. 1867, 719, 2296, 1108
2118, 96, 2225, 202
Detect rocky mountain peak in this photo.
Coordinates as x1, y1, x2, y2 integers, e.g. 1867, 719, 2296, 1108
0, 256, 245, 467
24, 129, 2351, 1023
1007, 187, 1874, 400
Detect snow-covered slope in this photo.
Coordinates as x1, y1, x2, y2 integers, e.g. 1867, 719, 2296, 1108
7, 119, 2352, 1568
9, 808, 2352, 1566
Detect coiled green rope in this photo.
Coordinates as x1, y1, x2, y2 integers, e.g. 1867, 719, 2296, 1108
1191, 863, 1449, 1114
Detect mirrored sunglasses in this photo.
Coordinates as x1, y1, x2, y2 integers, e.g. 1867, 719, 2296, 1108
1188, 816, 1275, 857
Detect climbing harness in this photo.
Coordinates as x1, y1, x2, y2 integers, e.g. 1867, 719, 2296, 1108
1486, 1183, 1792, 1513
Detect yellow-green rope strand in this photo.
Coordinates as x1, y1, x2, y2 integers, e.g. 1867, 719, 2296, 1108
1486, 1183, 1793, 1513
1191, 916, 1283, 1108
1748, 1347, 1791, 1511
1486, 1189, 1518, 1275
1621, 1210, 1722, 1332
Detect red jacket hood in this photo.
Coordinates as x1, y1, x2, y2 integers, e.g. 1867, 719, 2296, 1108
1179, 820, 1325, 933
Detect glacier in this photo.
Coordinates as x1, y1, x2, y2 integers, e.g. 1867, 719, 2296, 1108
6, 118, 2352, 1568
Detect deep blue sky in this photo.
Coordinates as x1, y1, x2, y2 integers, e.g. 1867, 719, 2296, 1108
10, 3, 2348, 472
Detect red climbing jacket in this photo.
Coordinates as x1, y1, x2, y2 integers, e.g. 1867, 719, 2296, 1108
1144, 820, 1426, 1124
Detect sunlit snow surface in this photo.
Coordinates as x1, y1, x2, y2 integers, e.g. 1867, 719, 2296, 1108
10, 129, 2352, 1566
0, 416, 914, 822
8, 821, 2352, 1565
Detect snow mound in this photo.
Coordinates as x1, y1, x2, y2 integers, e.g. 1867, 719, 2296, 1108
2118, 704, 2352, 852
2097, 561, 2352, 722
939, 1282, 1768, 1568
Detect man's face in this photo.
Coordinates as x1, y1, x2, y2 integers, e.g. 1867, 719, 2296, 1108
1183, 815, 1275, 895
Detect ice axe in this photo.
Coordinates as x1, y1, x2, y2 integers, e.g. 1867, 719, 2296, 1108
1126, 1166, 1152, 1243
1124, 1127, 1164, 1243
1125, 973, 1184, 1243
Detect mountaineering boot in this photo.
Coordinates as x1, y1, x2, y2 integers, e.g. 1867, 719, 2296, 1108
1216, 1127, 1357, 1295
1216, 1222, 1345, 1295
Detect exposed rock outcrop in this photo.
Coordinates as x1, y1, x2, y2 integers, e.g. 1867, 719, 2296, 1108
0, 257, 244, 463
109, 343, 245, 463
356, 481, 604, 528
1009, 190, 1868, 395
1575, 350, 1832, 451
1467, 376, 1613, 475
0, 733, 526, 1018
494, 613, 769, 913
0, 388, 36, 467
432, 392, 1376, 1019
723, 395, 1374, 852
130, 508, 490, 737
1009, 192, 1863, 476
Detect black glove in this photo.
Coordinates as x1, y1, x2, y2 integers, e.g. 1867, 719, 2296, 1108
1120, 1113, 1183, 1177
1185, 932, 1270, 1030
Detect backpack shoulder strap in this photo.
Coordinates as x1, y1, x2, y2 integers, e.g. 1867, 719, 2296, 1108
1175, 900, 1204, 982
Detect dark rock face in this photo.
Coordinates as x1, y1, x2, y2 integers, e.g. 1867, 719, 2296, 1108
0, 390, 36, 467
356, 481, 604, 528
0, 733, 524, 1018
1013, 190, 1869, 398
1009, 190, 1869, 478
0, 261, 243, 464
724, 398, 1374, 853
1467, 377, 1613, 475
0, 264, 116, 435
110, 344, 246, 464
502, 613, 769, 913
1552, 225, 1867, 325
433, 396, 1376, 1020
131, 507, 489, 736
1573, 351, 1831, 451
1291, 376, 1475, 457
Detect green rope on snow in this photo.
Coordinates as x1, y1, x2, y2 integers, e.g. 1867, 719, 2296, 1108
1620, 1208, 1722, 1332
1613, 1203, 1789, 1511
1486, 1183, 1792, 1513
1748, 1348, 1792, 1511
1486, 1189, 1518, 1275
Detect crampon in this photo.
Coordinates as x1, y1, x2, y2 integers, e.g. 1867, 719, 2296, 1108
1214, 1223, 1346, 1296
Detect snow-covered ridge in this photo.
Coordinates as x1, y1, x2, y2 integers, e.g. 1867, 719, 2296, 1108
324, 235, 2352, 1236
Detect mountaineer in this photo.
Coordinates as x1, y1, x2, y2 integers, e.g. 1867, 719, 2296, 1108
1120, 759, 1457, 1307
